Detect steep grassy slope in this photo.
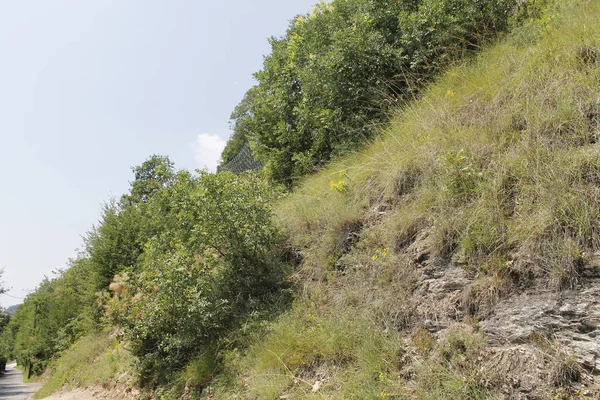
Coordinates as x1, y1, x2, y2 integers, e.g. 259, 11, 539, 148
212, 1, 600, 398
33, 331, 134, 399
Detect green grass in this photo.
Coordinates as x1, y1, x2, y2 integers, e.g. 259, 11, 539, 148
34, 331, 133, 399
211, 1, 600, 398
213, 302, 407, 399
278, 0, 600, 288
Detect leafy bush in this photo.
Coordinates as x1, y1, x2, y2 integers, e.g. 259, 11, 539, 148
224, 0, 521, 184
85, 155, 176, 291
102, 171, 286, 386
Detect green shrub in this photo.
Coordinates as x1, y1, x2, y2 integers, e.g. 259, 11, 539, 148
103, 171, 287, 386
225, 0, 523, 184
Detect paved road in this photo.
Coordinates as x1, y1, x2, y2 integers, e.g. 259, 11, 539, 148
0, 364, 41, 400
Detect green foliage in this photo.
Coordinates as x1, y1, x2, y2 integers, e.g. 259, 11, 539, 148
125, 154, 176, 204
0, 272, 9, 371
99, 171, 286, 386
226, 0, 521, 184
85, 202, 144, 291
274, 0, 600, 288
86, 155, 176, 291
213, 302, 406, 399
221, 92, 257, 165
213, 1, 600, 398
1, 153, 288, 393
3, 1, 592, 398
0, 311, 9, 371
0, 257, 97, 377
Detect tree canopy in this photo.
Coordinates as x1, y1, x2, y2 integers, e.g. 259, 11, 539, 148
223, 0, 518, 184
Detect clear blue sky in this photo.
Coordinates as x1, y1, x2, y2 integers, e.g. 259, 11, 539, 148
0, 0, 318, 307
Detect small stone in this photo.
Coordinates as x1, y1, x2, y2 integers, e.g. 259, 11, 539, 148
312, 380, 322, 393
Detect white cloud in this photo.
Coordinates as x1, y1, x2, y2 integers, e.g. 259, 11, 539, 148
195, 133, 227, 172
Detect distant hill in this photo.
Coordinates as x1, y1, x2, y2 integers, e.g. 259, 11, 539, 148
5, 305, 19, 317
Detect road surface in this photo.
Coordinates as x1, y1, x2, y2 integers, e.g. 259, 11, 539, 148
0, 364, 41, 400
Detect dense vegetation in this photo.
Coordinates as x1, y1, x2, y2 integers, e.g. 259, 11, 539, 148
212, 1, 600, 397
0, 260, 96, 377
4, 0, 597, 399
0, 307, 9, 371
0, 157, 287, 389
222, 0, 522, 184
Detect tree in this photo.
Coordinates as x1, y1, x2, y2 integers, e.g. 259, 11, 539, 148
226, 0, 519, 184
86, 155, 177, 290
125, 155, 175, 204
85, 201, 144, 290
102, 171, 285, 385
221, 89, 259, 165
0, 309, 9, 371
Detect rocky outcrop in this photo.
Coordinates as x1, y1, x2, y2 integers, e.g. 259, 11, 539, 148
481, 285, 600, 372
404, 235, 600, 397
413, 261, 472, 333
482, 254, 600, 373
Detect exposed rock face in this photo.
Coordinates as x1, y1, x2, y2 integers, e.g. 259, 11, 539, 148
482, 254, 600, 373
481, 285, 600, 371
404, 235, 600, 397
413, 261, 472, 333
405, 230, 473, 333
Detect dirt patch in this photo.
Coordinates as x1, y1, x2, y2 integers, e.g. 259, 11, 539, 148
39, 387, 139, 400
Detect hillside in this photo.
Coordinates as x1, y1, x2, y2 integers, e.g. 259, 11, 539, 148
211, 1, 600, 398
5, 305, 18, 317
2, 0, 600, 399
